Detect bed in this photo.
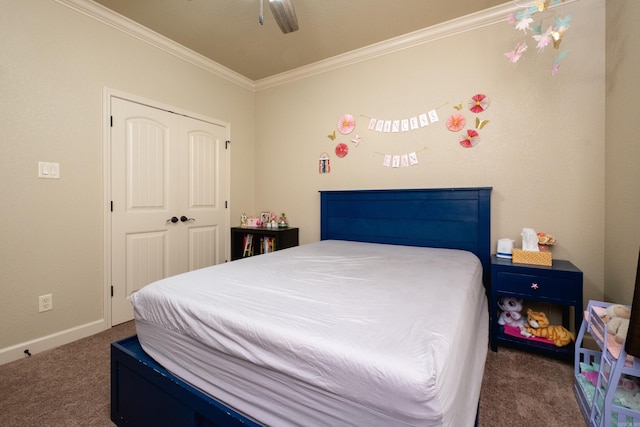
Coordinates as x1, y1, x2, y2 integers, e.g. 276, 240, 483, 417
111, 187, 492, 427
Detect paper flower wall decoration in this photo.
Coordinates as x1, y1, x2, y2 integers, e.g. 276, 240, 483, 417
469, 94, 490, 113
335, 143, 349, 158
448, 93, 491, 146
459, 129, 480, 148
446, 114, 466, 132
337, 114, 355, 135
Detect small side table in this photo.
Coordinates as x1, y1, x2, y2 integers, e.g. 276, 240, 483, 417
230, 227, 299, 261
490, 255, 583, 357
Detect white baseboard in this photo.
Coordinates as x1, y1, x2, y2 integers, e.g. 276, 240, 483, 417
0, 319, 107, 365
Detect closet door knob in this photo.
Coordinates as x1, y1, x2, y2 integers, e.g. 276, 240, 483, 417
167, 216, 179, 223
180, 216, 195, 222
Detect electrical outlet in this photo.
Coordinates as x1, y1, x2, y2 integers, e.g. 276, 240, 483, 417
39, 294, 53, 312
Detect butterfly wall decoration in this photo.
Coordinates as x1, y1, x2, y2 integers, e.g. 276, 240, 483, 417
504, 42, 528, 65
476, 117, 490, 130
533, 26, 553, 51
551, 50, 569, 76
534, 0, 550, 12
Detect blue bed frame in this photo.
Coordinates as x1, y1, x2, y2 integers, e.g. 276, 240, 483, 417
111, 187, 492, 426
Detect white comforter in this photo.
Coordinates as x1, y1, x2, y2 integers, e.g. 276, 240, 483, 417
132, 240, 488, 426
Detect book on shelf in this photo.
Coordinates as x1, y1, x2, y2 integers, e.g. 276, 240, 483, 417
260, 236, 276, 254
242, 234, 254, 257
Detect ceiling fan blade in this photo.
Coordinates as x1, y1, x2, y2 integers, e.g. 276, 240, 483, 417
269, 0, 299, 34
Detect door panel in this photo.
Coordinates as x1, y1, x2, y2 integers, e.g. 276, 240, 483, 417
188, 226, 219, 271
189, 131, 218, 207
110, 97, 228, 326
126, 231, 167, 296
128, 133, 166, 209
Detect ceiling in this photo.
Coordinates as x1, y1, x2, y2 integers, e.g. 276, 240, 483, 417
91, 0, 508, 81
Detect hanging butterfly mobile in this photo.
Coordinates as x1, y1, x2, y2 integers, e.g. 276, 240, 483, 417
505, 0, 572, 75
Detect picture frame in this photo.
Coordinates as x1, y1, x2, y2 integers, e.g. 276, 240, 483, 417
260, 212, 271, 225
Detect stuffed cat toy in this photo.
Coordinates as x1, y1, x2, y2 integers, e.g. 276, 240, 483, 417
523, 309, 575, 347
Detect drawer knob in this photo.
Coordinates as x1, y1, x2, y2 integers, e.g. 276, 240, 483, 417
531, 282, 539, 290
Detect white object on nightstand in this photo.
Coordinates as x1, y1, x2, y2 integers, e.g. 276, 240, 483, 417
497, 238, 514, 259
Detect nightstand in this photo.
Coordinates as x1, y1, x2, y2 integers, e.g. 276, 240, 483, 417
490, 255, 583, 357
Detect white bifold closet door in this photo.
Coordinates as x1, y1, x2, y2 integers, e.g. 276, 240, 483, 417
110, 97, 229, 325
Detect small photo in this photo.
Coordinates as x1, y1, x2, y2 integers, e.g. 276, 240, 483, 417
260, 212, 271, 225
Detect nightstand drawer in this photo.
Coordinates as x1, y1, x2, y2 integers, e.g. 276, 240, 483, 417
496, 271, 577, 301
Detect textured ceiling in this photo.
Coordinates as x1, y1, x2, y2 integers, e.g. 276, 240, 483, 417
92, 0, 508, 81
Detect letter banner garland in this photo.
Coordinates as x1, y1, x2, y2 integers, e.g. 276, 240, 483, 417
380, 148, 427, 168
367, 109, 439, 133
366, 109, 439, 168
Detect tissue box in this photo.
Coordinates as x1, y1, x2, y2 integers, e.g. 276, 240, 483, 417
512, 249, 552, 266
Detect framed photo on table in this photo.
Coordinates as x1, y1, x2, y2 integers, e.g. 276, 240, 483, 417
260, 212, 271, 225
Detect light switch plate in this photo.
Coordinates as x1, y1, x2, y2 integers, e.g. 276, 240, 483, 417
38, 162, 60, 179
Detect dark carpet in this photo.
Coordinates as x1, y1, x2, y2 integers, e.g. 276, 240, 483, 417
0, 322, 584, 426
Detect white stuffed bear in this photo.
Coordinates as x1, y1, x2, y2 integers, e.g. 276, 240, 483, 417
497, 297, 525, 328
601, 304, 631, 344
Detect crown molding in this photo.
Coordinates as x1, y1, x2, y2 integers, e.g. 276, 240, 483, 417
254, 2, 519, 91
54, 1, 575, 93
53, 0, 255, 91
256, 0, 579, 90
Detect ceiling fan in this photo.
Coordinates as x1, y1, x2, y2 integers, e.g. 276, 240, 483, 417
259, 0, 299, 34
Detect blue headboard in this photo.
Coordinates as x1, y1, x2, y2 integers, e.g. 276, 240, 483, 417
319, 187, 492, 286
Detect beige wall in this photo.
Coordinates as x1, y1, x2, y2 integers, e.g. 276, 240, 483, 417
255, 0, 606, 300
604, 0, 640, 303
0, 1, 255, 352
3, 0, 637, 362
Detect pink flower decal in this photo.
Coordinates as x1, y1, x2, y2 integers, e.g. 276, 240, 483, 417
337, 114, 355, 135
446, 114, 466, 132
469, 94, 490, 113
459, 129, 480, 148
335, 143, 349, 158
